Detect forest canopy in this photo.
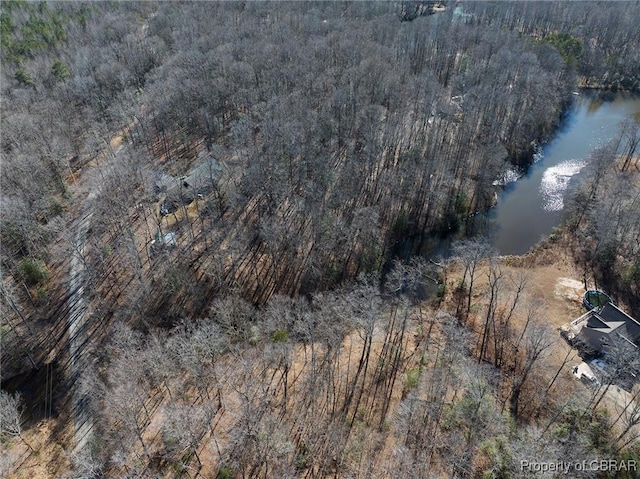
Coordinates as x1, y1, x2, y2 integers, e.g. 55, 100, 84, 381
1, 1, 640, 478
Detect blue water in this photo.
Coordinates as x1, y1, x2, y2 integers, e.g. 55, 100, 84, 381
489, 91, 640, 255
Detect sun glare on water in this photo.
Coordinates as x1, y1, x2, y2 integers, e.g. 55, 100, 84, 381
540, 159, 587, 211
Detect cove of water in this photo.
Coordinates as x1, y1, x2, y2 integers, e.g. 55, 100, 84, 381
489, 90, 640, 255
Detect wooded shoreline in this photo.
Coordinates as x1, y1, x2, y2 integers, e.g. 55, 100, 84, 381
1, 2, 639, 477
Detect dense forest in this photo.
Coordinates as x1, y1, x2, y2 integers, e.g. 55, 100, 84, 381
566, 119, 640, 318
1, 1, 639, 477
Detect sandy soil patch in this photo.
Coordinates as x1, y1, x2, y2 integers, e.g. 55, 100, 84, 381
555, 277, 585, 301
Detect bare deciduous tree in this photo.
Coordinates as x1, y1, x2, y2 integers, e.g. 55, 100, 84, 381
0, 391, 34, 453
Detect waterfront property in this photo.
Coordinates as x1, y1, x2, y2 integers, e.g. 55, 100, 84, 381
567, 302, 640, 355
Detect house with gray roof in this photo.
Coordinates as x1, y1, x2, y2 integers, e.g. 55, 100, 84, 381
569, 303, 640, 354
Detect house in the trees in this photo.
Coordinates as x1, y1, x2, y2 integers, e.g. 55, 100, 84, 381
568, 302, 640, 354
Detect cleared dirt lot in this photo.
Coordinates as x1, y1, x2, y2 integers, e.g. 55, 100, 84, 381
445, 236, 639, 427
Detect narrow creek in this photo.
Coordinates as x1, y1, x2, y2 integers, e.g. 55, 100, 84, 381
489, 90, 640, 255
